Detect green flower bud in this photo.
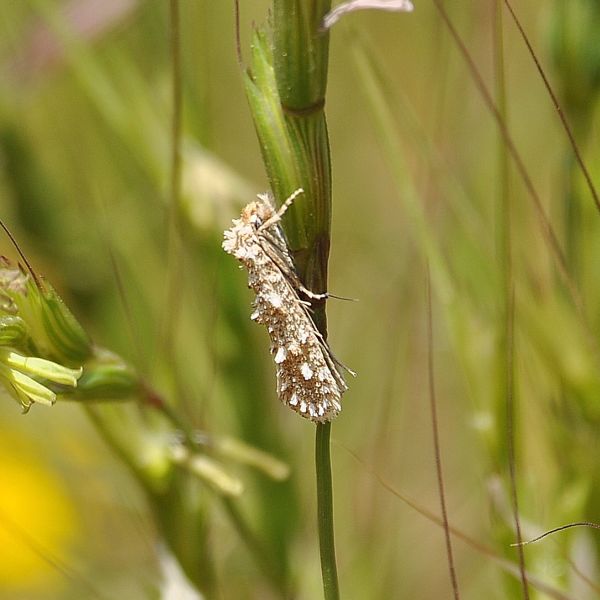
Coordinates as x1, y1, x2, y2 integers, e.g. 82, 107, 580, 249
0, 260, 92, 365
0, 259, 87, 411
73, 355, 139, 402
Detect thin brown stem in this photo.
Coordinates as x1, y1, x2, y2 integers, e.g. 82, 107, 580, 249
492, 4, 528, 597
503, 0, 600, 215
426, 265, 461, 600
233, 0, 243, 67
431, 0, 583, 320
0, 218, 41, 289
505, 284, 529, 598
341, 447, 575, 600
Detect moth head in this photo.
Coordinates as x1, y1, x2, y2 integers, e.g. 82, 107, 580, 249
241, 200, 274, 229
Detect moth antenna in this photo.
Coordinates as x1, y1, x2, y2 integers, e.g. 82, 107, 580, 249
0, 218, 42, 290
258, 187, 305, 231
277, 187, 305, 218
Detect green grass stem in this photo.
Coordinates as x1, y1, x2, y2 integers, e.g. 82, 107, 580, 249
316, 422, 339, 600
244, 3, 340, 596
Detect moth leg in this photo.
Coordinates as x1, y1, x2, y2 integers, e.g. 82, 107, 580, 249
298, 285, 328, 300
259, 188, 356, 303
299, 285, 357, 302
261, 237, 348, 301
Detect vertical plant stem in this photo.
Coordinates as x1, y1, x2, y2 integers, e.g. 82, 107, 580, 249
425, 266, 460, 599
160, 0, 184, 362
169, 0, 182, 210
430, 0, 584, 319
272, 3, 339, 597
505, 287, 529, 598
503, 0, 600, 216
245, 2, 339, 595
316, 421, 339, 600
493, 4, 528, 597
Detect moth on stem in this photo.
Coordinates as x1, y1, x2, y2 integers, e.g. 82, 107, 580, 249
223, 189, 351, 423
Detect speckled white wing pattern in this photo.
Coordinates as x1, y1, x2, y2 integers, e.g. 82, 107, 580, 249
222, 193, 348, 422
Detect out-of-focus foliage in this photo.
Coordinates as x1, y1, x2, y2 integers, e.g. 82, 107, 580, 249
0, 1, 599, 598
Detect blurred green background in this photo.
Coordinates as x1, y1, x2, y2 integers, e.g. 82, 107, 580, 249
1, 1, 600, 598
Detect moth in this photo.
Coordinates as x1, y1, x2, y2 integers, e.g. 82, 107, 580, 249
222, 189, 350, 423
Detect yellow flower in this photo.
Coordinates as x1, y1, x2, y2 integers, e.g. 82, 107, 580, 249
0, 432, 78, 591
